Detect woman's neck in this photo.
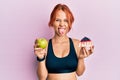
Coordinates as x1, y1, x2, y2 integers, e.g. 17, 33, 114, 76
52, 35, 69, 43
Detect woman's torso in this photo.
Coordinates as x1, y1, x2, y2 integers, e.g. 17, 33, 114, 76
46, 37, 78, 80
47, 72, 77, 80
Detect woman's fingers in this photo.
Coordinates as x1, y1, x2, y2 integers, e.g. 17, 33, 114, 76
34, 48, 46, 54
83, 47, 90, 57
79, 47, 87, 58
81, 41, 93, 47
89, 45, 94, 53
79, 41, 94, 58
34, 48, 46, 58
34, 43, 46, 57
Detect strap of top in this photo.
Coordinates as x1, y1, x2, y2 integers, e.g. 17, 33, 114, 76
69, 38, 76, 55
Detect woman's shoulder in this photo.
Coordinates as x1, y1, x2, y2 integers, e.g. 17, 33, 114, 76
70, 38, 81, 57
70, 38, 80, 44
70, 38, 81, 49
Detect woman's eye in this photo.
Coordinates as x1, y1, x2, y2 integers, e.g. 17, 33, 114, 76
64, 19, 68, 22
56, 19, 60, 21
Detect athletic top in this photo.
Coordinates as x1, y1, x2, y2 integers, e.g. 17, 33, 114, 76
46, 38, 78, 73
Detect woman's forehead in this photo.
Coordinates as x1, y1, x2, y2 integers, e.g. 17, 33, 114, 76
55, 10, 67, 19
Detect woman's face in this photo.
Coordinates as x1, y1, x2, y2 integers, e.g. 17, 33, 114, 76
52, 10, 69, 36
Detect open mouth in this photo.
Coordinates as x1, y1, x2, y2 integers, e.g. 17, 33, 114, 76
58, 28, 66, 34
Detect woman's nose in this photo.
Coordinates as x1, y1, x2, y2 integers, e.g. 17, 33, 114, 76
60, 21, 64, 26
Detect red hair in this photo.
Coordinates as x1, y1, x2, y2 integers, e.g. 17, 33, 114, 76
48, 4, 74, 31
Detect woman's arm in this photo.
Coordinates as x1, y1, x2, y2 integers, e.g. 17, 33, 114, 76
73, 39, 94, 76
76, 41, 86, 76
72, 39, 86, 76
34, 39, 48, 80
37, 60, 48, 80
76, 58, 85, 76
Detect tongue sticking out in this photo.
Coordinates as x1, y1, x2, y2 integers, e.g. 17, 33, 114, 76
58, 28, 65, 34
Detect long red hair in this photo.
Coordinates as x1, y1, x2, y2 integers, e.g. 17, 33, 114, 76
48, 4, 74, 31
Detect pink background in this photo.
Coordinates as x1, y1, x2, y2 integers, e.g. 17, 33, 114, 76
0, 0, 120, 80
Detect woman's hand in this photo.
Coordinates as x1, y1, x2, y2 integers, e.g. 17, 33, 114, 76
34, 39, 47, 59
79, 41, 94, 59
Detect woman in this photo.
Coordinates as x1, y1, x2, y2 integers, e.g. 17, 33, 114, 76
34, 4, 94, 80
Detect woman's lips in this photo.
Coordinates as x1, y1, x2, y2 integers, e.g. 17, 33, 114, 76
58, 28, 65, 34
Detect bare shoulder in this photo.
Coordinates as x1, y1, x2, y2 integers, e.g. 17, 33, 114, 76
71, 38, 80, 46
71, 38, 81, 57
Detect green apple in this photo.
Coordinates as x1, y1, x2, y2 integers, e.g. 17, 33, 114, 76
36, 38, 48, 49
